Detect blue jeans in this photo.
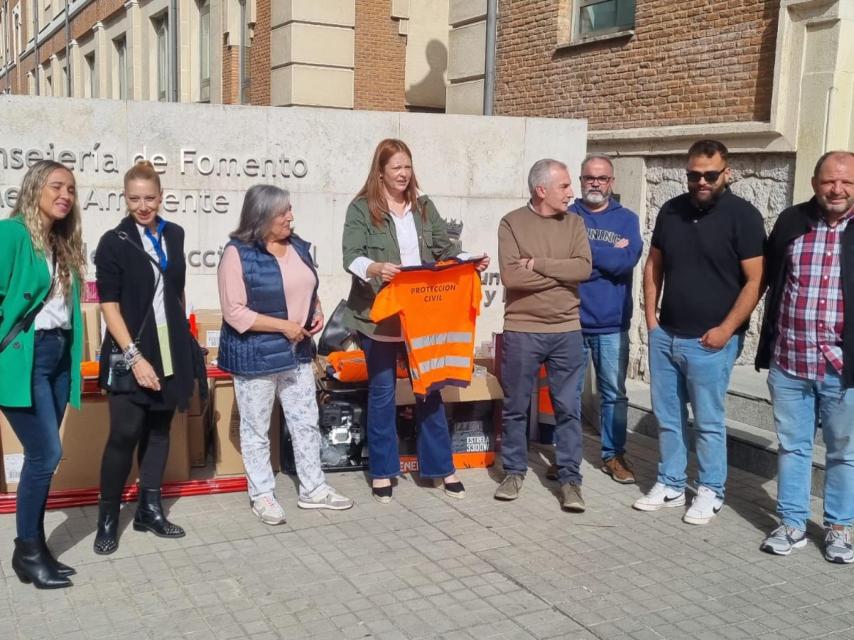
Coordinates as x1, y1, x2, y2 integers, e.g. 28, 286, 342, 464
648, 326, 742, 499
577, 331, 629, 461
500, 330, 585, 485
361, 336, 454, 479
1, 329, 70, 539
768, 362, 854, 530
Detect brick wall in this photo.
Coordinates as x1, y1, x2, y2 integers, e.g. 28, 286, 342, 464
221, 42, 240, 105
3, 0, 125, 95
249, 0, 270, 105
354, 0, 406, 111
494, 0, 780, 129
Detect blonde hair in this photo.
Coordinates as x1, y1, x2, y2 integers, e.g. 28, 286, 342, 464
123, 160, 162, 191
15, 160, 85, 296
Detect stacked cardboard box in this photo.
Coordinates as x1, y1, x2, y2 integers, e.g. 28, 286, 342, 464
80, 302, 103, 361
210, 377, 281, 477
194, 309, 223, 364
0, 400, 190, 493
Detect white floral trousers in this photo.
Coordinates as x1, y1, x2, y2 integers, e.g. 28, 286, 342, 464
233, 364, 329, 501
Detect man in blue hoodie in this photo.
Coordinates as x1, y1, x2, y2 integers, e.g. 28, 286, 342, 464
569, 154, 643, 483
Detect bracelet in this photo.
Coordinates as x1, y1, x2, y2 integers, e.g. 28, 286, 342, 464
122, 343, 142, 367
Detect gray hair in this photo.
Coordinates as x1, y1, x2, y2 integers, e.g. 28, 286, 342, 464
528, 159, 568, 197
230, 184, 291, 244
580, 153, 614, 174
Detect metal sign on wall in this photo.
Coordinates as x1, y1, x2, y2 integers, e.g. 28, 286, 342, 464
0, 95, 587, 341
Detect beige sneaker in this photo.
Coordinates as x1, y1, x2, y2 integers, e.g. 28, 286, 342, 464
601, 455, 636, 484
251, 495, 286, 525
560, 483, 585, 512
494, 474, 524, 501
297, 487, 354, 510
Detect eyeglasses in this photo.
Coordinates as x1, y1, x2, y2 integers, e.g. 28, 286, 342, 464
581, 175, 613, 184
686, 170, 725, 183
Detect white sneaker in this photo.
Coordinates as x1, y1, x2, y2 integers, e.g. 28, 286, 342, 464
297, 487, 354, 511
683, 486, 723, 525
632, 482, 685, 511
251, 495, 287, 525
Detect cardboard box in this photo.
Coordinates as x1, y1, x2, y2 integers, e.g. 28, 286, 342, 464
81, 302, 103, 362
211, 378, 281, 477
187, 379, 209, 417
394, 372, 503, 405
1, 401, 190, 493
188, 413, 209, 467
194, 309, 222, 364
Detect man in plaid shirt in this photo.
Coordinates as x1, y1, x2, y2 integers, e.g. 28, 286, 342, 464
756, 150, 854, 563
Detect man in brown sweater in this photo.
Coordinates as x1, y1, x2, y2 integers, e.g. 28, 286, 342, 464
495, 159, 593, 511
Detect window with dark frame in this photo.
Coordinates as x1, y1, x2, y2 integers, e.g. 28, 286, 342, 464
154, 14, 168, 101
575, 0, 635, 39
198, 0, 210, 102
114, 36, 127, 100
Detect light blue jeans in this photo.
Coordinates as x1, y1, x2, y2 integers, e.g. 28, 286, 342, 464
648, 326, 742, 499
576, 331, 629, 461
768, 362, 854, 531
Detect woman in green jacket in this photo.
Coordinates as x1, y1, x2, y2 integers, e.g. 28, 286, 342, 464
342, 138, 489, 503
0, 160, 85, 589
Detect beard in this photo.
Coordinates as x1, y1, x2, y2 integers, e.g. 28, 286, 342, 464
581, 190, 608, 207
688, 182, 726, 209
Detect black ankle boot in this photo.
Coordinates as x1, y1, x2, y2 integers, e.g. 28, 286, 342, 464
93, 499, 121, 555
39, 532, 76, 576
12, 537, 72, 589
133, 488, 185, 538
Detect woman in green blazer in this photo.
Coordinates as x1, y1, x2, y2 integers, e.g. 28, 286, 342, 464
0, 160, 85, 589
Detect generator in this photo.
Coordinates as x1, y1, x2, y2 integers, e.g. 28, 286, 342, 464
280, 389, 369, 474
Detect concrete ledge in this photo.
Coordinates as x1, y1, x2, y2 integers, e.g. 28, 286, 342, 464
626, 379, 827, 497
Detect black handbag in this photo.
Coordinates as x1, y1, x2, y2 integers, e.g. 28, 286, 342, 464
317, 299, 356, 356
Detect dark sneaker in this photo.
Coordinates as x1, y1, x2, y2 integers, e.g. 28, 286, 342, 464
760, 524, 807, 556
494, 474, 524, 501
545, 464, 559, 481
824, 525, 854, 564
601, 455, 635, 484
560, 483, 585, 512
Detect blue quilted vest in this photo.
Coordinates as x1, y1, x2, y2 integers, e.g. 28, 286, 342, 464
218, 237, 318, 376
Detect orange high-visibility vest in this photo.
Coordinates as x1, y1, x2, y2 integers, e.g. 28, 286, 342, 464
326, 350, 408, 383
370, 260, 482, 397
538, 365, 556, 425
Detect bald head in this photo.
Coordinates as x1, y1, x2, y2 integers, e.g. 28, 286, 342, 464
811, 150, 854, 221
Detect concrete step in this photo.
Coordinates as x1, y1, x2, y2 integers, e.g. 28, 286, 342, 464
626, 377, 827, 497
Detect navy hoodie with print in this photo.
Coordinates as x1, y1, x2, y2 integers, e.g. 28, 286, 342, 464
569, 198, 643, 334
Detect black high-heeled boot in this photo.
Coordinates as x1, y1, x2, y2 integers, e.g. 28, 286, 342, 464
93, 499, 121, 555
133, 488, 185, 538
12, 537, 72, 589
38, 532, 76, 577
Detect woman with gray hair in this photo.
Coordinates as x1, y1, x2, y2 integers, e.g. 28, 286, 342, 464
217, 185, 353, 524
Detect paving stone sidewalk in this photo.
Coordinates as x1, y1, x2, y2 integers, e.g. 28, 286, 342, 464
1, 428, 853, 640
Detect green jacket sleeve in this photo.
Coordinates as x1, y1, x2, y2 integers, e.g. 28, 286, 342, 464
342, 200, 371, 271
423, 197, 462, 261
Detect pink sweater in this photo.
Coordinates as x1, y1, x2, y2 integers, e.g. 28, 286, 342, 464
217, 244, 317, 333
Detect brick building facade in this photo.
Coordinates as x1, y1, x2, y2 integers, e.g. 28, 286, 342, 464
492, 0, 780, 130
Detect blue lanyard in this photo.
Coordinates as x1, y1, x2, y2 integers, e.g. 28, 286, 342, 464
144, 219, 168, 271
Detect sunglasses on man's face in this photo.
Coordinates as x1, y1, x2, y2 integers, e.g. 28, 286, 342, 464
686, 170, 726, 183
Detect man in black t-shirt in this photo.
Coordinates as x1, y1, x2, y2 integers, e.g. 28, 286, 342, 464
633, 140, 766, 525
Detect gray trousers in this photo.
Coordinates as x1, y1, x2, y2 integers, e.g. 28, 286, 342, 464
500, 330, 586, 485
233, 364, 330, 501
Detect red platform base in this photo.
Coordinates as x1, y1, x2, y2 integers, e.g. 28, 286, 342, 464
0, 477, 248, 514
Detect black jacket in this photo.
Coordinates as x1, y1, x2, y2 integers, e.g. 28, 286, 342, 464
755, 198, 854, 388
94, 216, 195, 410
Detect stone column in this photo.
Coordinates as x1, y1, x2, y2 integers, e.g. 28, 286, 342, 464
124, 1, 142, 100
270, 0, 354, 108
446, 0, 486, 114
93, 21, 108, 99
67, 38, 81, 98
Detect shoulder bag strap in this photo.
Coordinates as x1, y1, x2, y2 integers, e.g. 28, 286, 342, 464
110, 230, 162, 345
0, 252, 58, 353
